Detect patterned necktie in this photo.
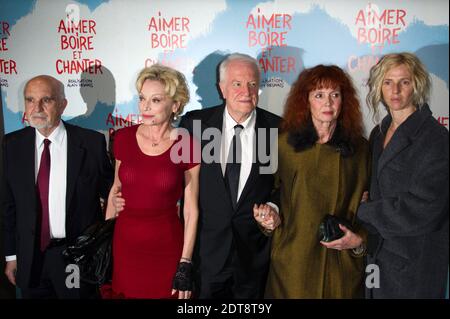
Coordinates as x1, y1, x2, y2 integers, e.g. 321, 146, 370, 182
37, 138, 51, 251
225, 124, 243, 209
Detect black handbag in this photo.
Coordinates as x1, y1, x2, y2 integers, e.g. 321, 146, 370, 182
62, 218, 115, 286
318, 214, 353, 242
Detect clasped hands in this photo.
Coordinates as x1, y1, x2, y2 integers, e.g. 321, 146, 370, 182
253, 203, 281, 233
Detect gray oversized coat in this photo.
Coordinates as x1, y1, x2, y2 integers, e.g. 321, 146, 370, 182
357, 104, 449, 299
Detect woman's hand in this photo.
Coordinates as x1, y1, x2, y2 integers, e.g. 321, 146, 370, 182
320, 224, 362, 250
172, 261, 193, 299
361, 191, 369, 203
253, 203, 281, 232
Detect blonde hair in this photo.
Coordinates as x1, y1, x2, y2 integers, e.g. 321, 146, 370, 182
366, 52, 431, 124
136, 64, 190, 117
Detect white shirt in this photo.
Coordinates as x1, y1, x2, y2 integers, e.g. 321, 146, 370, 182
6, 121, 67, 262
221, 107, 256, 201
36, 121, 68, 239
219, 107, 279, 214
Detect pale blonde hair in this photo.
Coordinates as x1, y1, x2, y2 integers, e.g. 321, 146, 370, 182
366, 52, 431, 124
136, 64, 189, 117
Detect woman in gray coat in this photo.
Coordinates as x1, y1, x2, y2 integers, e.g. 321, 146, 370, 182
357, 52, 449, 298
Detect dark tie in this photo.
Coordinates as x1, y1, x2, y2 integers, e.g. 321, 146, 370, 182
37, 138, 51, 252
225, 124, 243, 209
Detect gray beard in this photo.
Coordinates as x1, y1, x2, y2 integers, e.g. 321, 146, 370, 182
29, 118, 51, 130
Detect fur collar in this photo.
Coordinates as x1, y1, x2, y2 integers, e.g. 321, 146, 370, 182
287, 120, 355, 157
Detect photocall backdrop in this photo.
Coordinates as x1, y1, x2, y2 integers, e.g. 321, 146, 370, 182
0, 0, 448, 296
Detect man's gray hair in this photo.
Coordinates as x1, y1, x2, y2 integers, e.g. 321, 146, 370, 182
24, 75, 66, 100
219, 53, 260, 83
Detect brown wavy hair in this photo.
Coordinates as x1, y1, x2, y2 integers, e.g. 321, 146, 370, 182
281, 65, 363, 141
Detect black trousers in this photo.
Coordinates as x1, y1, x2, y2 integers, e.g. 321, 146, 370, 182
21, 242, 96, 299
197, 249, 268, 299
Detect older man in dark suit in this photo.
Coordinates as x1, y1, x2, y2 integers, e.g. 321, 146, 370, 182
179, 53, 280, 298
2, 75, 113, 298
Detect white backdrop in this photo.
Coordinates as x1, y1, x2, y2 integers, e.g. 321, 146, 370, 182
1, 0, 448, 139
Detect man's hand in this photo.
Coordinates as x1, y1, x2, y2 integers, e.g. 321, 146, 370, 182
5, 260, 17, 286
112, 185, 125, 215
253, 203, 281, 232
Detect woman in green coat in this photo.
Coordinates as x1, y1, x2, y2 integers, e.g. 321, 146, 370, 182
254, 65, 370, 298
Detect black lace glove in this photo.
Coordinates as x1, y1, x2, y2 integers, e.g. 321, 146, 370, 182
172, 262, 193, 291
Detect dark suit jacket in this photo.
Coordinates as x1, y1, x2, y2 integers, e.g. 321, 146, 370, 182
2, 122, 113, 288
357, 104, 449, 298
179, 105, 280, 290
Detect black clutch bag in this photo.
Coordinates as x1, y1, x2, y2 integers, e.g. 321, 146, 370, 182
318, 214, 353, 242
62, 218, 115, 285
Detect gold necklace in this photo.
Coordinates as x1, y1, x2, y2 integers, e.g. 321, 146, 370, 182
150, 135, 170, 147
139, 126, 172, 147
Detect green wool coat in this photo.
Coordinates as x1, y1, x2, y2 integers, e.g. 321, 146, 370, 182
265, 132, 370, 298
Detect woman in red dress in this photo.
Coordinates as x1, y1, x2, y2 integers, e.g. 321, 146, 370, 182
104, 64, 200, 299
